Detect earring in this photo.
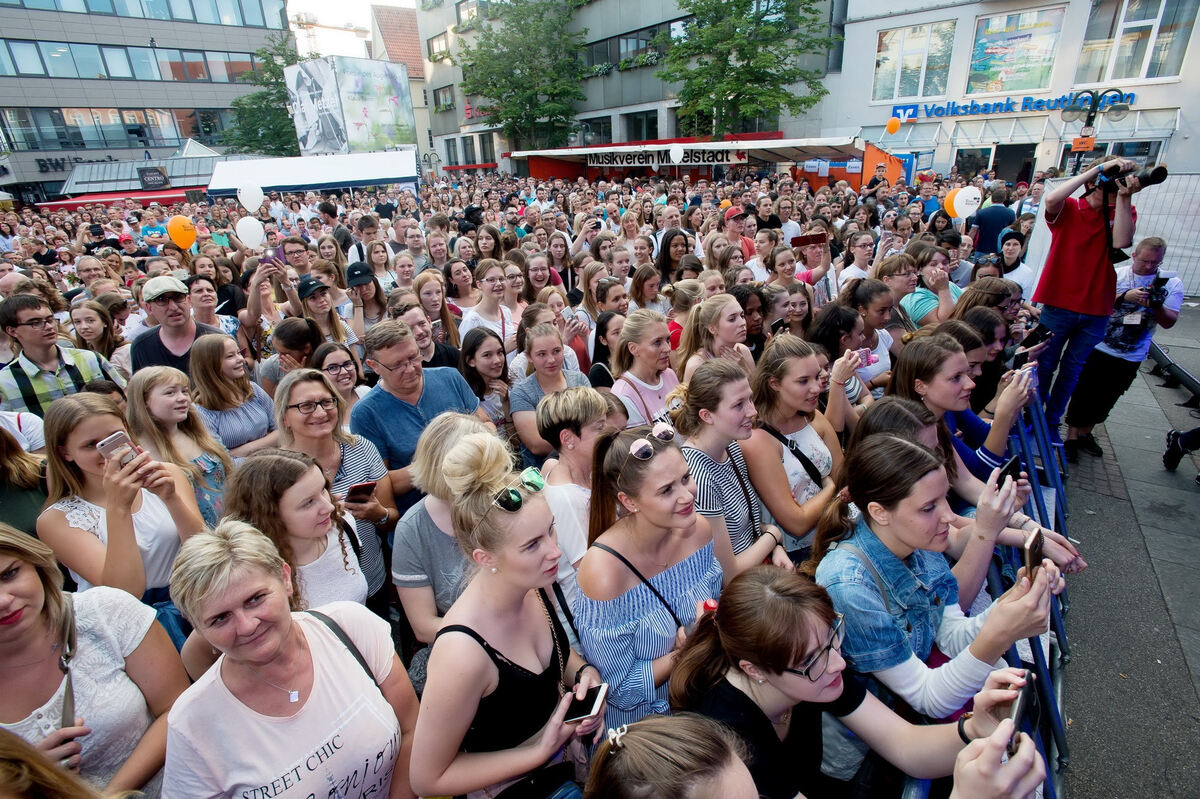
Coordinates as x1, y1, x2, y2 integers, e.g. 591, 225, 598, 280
757, 678, 766, 685
490, 567, 498, 573
567, 443, 575, 450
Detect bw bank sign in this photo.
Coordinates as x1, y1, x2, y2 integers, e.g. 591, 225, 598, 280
891, 91, 1136, 122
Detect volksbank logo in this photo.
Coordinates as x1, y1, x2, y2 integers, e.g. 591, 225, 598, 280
891, 92, 1135, 122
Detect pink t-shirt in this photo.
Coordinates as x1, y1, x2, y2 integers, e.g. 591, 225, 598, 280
612, 369, 681, 426
163, 602, 399, 799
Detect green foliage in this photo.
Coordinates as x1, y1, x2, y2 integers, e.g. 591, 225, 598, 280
654, 0, 839, 137
454, 0, 588, 149
222, 31, 305, 157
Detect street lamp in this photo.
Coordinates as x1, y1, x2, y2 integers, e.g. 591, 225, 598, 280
1060, 89, 1130, 176
421, 150, 441, 181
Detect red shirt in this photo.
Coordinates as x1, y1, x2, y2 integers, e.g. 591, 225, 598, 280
1034, 196, 1135, 317
668, 318, 684, 349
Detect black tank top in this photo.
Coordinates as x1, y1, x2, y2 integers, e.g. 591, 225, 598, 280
435, 588, 569, 753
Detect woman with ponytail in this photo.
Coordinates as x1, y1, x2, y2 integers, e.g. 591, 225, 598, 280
409, 432, 604, 799
676, 293, 756, 384
805, 433, 1060, 781
667, 359, 791, 576
670, 566, 1034, 799
838, 277, 897, 396
574, 424, 723, 729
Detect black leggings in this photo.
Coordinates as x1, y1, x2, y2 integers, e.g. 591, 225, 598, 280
1065, 348, 1141, 428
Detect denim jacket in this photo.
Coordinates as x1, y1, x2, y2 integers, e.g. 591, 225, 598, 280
814, 517, 959, 674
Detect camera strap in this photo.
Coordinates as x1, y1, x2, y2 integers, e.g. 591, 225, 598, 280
1099, 180, 1130, 265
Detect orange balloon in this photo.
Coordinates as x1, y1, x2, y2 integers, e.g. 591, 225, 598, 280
167, 215, 196, 249
885, 116, 901, 135
943, 188, 960, 218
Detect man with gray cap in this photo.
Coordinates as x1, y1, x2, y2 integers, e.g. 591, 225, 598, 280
130, 275, 222, 372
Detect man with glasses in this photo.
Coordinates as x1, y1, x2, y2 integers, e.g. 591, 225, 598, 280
350, 320, 491, 513
0, 294, 126, 416
279, 236, 313, 277
130, 275, 222, 373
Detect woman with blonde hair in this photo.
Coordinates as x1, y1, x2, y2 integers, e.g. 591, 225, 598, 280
316, 233, 348, 273
510, 322, 592, 467
0, 524, 189, 797
189, 334, 277, 456
576, 260, 610, 330
70, 299, 132, 379
408, 432, 604, 798
273, 368, 395, 611
610, 309, 678, 427
163, 522, 418, 797
415, 269, 461, 346
663, 277, 703, 355
364, 239, 398, 293
677, 292, 756, 383
309, 259, 353, 319
126, 366, 233, 527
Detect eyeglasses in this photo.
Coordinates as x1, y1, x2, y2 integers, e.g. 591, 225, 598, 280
286, 396, 338, 415
149, 294, 188, 307
469, 467, 546, 539
322, 361, 356, 375
627, 421, 677, 461
372, 353, 422, 373
782, 614, 844, 681
12, 315, 56, 329
480, 276, 504, 285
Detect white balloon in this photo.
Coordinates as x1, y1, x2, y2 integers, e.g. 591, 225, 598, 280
235, 216, 266, 249
236, 185, 265, 213
668, 143, 685, 164
954, 186, 982, 218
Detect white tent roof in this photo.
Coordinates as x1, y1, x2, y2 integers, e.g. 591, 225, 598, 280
207, 150, 419, 196
171, 138, 221, 158
508, 137, 865, 163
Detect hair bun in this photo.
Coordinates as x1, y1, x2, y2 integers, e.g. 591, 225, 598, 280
442, 432, 515, 498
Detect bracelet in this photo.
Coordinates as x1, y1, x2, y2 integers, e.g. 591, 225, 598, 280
984, 405, 997, 415
957, 712, 974, 745
376, 509, 390, 526
831, 379, 847, 386
574, 662, 598, 685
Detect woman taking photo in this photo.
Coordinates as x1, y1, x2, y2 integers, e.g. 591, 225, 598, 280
511, 323, 592, 467
669, 359, 791, 574
575, 424, 723, 728
37, 394, 204, 638
671, 566, 1036, 799
610, 309, 678, 427
70, 299, 132, 380
415, 270, 461, 347
408, 432, 605, 798
740, 335, 841, 556
0, 525, 189, 797
460, 327, 513, 438
126, 366, 233, 528
189, 334, 278, 456
311, 341, 369, 415
459, 259, 516, 354
164, 522, 419, 798
237, 258, 287, 365
807, 303, 874, 414
677, 293, 756, 383
273, 370, 395, 611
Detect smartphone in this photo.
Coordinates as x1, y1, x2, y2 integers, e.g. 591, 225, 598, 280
998, 453, 1022, 487
96, 431, 136, 466
1007, 676, 1038, 756
1020, 323, 1054, 350
1012, 349, 1031, 370
264, 247, 277, 261
564, 683, 608, 724
431, 319, 443, 340
854, 347, 877, 366
770, 317, 790, 335
1023, 528, 1045, 582
790, 233, 825, 249
344, 481, 377, 503
560, 305, 578, 322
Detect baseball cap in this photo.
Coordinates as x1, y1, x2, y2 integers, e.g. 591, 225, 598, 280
296, 274, 327, 300
141, 275, 189, 302
345, 262, 373, 287
1015, 181, 1029, 190
118, 234, 133, 243
724, 205, 748, 222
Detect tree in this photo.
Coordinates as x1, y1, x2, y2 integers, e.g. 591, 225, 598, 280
454, 0, 588, 150
223, 31, 306, 157
654, 0, 839, 137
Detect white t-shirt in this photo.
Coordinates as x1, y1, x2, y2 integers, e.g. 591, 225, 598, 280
543, 481, 589, 611
856, 327, 893, 399
48, 492, 179, 592
459, 305, 515, 347
163, 602, 400, 799
297, 528, 368, 608
0, 409, 44, 451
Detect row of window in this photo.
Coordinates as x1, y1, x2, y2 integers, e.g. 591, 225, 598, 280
1, 106, 235, 151
0, 0, 286, 28
443, 131, 494, 166
583, 19, 686, 67
873, 0, 1196, 102
0, 39, 258, 82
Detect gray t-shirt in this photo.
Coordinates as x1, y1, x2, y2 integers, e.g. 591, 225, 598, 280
509, 369, 591, 414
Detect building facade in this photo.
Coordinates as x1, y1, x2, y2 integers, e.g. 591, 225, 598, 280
369, 4, 431, 172
815, 0, 1197, 178
0, 0, 285, 201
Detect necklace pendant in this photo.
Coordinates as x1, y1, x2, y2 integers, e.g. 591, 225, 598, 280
288, 690, 300, 703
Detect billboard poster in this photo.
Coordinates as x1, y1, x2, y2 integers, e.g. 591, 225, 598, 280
334, 57, 417, 153
967, 7, 1065, 95
285, 59, 348, 155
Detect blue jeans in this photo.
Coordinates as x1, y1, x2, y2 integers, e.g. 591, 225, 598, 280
1036, 304, 1110, 427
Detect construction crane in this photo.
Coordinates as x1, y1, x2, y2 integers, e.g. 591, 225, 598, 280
289, 12, 370, 56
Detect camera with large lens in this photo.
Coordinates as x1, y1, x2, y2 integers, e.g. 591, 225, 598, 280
1148, 276, 1169, 309
1097, 162, 1168, 193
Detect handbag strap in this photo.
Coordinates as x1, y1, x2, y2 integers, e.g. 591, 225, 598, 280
835, 543, 891, 614
725, 444, 762, 541
58, 598, 78, 730
305, 609, 378, 686
591, 543, 683, 628
616, 375, 654, 424
551, 581, 580, 642
760, 422, 825, 486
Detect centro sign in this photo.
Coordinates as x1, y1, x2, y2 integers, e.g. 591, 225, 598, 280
892, 91, 1136, 121
586, 149, 748, 167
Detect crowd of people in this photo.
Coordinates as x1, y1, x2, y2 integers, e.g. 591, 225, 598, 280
0, 155, 1180, 799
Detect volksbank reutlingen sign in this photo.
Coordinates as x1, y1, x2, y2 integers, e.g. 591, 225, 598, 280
891, 92, 1136, 122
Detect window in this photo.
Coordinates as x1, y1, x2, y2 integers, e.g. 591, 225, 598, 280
155, 48, 185, 80
428, 33, 449, 58
71, 44, 105, 79
143, 0, 170, 20
111, 0, 141, 14
39, 42, 77, 78
619, 27, 657, 59
479, 132, 495, 162
182, 51, 209, 80
215, 0, 241, 25
262, 0, 286, 28
446, 138, 459, 166
427, 129, 434, 148
585, 40, 611, 66
579, 116, 612, 144
433, 85, 454, 109
0, 45, 14, 76
240, 0, 264, 26
624, 110, 657, 141
207, 52, 230, 82
967, 8, 1065, 94
86, 0, 115, 12
462, 135, 476, 164
9, 42, 45, 75
192, 0, 219, 23
167, 0, 192, 20
1075, 0, 1196, 82
227, 52, 253, 80
872, 21, 955, 100
456, 0, 488, 24
127, 47, 161, 80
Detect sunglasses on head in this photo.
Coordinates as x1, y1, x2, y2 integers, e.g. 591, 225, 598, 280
469, 467, 546, 540
627, 421, 677, 461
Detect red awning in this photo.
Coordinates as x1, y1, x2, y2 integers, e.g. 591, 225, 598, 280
37, 186, 207, 211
